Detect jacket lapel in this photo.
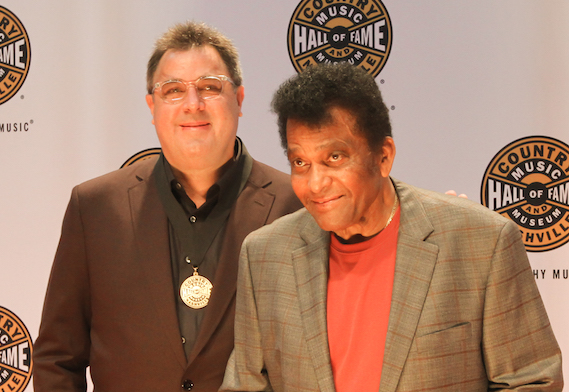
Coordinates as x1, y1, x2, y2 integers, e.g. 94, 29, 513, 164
380, 180, 439, 392
128, 159, 187, 369
188, 161, 280, 364
292, 213, 336, 392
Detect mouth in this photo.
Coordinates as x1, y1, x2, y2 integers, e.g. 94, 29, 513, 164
311, 195, 343, 208
180, 121, 210, 130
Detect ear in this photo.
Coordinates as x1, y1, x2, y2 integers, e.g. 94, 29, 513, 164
378, 137, 396, 178
145, 94, 155, 125
235, 85, 245, 117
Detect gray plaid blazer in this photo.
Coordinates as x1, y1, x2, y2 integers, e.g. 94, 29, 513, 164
221, 179, 563, 392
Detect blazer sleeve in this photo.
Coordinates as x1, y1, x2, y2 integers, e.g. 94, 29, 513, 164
33, 187, 91, 392
220, 236, 273, 392
483, 220, 563, 390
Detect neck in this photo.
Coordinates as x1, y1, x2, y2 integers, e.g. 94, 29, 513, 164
334, 179, 398, 240
171, 159, 233, 208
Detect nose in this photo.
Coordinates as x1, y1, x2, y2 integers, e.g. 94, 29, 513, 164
307, 165, 332, 194
182, 84, 204, 112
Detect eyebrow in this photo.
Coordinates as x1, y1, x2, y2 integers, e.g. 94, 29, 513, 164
288, 139, 349, 155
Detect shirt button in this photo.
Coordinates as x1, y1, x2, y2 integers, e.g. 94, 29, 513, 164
181, 336, 186, 344
189, 216, 197, 223
182, 380, 194, 390
175, 182, 183, 190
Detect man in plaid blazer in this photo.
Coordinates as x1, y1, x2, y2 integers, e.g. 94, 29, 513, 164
220, 64, 563, 391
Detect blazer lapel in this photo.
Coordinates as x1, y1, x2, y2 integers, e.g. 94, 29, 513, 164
188, 161, 280, 364
128, 160, 187, 369
292, 214, 336, 392
380, 180, 439, 392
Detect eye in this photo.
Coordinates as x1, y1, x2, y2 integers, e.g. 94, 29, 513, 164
165, 86, 181, 94
328, 152, 344, 164
162, 81, 185, 97
292, 159, 306, 167
197, 78, 223, 97
199, 82, 221, 92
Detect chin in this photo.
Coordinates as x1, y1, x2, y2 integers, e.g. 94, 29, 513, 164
312, 217, 345, 233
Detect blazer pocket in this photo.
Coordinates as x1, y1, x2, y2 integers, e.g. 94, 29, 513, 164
414, 322, 472, 355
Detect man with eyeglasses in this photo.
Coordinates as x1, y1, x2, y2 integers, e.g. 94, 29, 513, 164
33, 21, 301, 392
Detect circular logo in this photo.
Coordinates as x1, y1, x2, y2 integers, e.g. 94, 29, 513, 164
180, 274, 213, 310
120, 147, 161, 168
481, 136, 569, 252
287, 0, 392, 76
0, 7, 31, 105
0, 306, 33, 392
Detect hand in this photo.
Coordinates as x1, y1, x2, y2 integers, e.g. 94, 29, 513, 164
445, 190, 468, 199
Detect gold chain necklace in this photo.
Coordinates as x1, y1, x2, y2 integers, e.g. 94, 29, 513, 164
384, 193, 399, 230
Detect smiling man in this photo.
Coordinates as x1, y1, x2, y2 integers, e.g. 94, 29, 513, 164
33, 22, 301, 392
220, 63, 563, 392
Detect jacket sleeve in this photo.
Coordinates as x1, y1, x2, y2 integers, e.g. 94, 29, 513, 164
483, 220, 563, 391
33, 187, 91, 392
219, 236, 273, 392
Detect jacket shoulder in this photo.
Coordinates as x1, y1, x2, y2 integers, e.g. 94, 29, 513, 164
249, 160, 303, 213
250, 160, 292, 189
395, 179, 520, 253
397, 180, 511, 228
74, 156, 157, 198
243, 208, 316, 249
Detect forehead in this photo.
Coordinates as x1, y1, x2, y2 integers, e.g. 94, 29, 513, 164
154, 45, 228, 81
287, 107, 357, 140
286, 107, 368, 152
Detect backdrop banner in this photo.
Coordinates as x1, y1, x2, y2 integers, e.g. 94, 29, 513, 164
1, 1, 567, 390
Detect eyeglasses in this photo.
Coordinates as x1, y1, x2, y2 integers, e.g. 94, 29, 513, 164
152, 75, 235, 104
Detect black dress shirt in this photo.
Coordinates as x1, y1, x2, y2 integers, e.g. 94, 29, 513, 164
154, 138, 252, 358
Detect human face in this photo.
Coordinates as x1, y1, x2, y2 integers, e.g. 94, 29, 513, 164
287, 107, 396, 239
146, 46, 244, 174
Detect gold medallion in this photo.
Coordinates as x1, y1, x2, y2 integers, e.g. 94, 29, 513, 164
180, 268, 213, 309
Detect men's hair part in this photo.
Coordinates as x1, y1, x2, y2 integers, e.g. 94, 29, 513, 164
271, 63, 392, 152
146, 21, 243, 94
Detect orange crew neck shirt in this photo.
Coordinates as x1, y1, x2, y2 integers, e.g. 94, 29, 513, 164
327, 208, 399, 392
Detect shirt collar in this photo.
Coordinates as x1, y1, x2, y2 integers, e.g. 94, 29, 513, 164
162, 137, 248, 217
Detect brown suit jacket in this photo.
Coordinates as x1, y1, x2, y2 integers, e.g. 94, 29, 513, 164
33, 155, 302, 392
221, 179, 563, 392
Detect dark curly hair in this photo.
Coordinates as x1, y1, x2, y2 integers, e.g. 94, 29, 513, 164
271, 63, 391, 152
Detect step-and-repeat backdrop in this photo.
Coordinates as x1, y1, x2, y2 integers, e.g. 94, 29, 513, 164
1, 1, 567, 390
